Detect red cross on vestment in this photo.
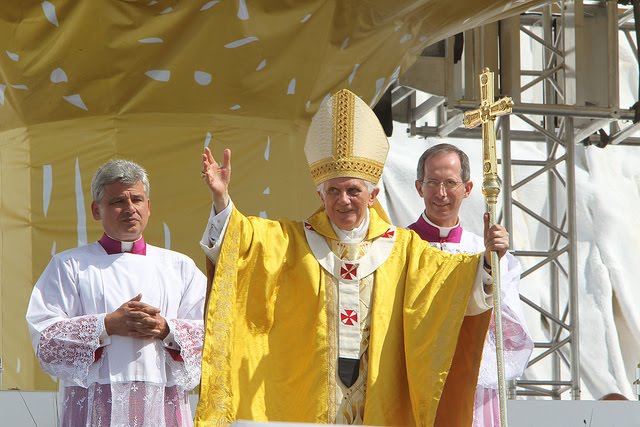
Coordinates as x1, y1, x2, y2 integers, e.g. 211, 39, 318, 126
304, 222, 315, 231
340, 309, 358, 326
381, 228, 395, 239
340, 262, 358, 280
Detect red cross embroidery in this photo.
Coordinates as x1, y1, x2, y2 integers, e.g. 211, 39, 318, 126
341, 309, 358, 326
304, 222, 315, 231
340, 262, 358, 280
381, 228, 395, 239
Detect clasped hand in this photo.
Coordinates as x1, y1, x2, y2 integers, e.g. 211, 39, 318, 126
105, 294, 168, 339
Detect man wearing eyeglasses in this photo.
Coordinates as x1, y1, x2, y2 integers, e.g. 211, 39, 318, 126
408, 143, 534, 427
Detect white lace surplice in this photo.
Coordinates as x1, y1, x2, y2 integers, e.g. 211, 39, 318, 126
26, 243, 206, 427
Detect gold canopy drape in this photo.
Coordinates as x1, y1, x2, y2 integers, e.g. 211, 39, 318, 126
0, 0, 538, 391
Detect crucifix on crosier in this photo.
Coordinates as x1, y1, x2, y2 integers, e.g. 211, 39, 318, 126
463, 66, 514, 427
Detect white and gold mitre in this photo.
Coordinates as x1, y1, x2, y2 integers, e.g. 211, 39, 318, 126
304, 89, 389, 186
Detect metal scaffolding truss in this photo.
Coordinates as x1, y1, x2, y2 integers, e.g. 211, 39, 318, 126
392, 0, 639, 400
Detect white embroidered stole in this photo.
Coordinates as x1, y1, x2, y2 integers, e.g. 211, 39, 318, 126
304, 222, 396, 362
330, 240, 372, 424
304, 222, 396, 423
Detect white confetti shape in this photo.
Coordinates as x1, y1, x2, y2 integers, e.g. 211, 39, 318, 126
320, 93, 330, 108
348, 64, 360, 85
256, 59, 267, 71
264, 136, 270, 160
145, 70, 171, 81
259, 211, 267, 219
287, 78, 296, 95
400, 34, 412, 44
63, 94, 88, 111
0, 84, 5, 106
200, 1, 219, 11
148, 0, 158, 5
16, 358, 21, 374
390, 65, 401, 82
11, 84, 28, 90
394, 24, 401, 32
164, 223, 171, 249
6, 51, 19, 61
238, 0, 249, 20
160, 7, 173, 15
305, 100, 311, 110
263, 187, 270, 195
43, 164, 52, 217
371, 78, 385, 106
230, 104, 241, 110
75, 158, 87, 246
194, 71, 212, 86
42, 1, 59, 27
301, 14, 311, 23
51, 241, 57, 256
50, 67, 68, 83
341, 37, 350, 50
224, 37, 258, 48
204, 131, 212, 148
138, 37, 163, 43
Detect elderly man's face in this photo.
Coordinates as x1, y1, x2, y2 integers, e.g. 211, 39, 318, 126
91, 181, 150, 241
319, 177, 378, 230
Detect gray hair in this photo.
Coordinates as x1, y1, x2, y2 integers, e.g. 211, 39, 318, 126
316, 179, 376, 194
91, 159, 150, 202
416, 143, 471, 183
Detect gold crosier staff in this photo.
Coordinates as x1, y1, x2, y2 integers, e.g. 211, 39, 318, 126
463, 67, 513, 427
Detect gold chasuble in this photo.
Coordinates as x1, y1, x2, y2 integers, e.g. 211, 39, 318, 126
196, 201, 490, 426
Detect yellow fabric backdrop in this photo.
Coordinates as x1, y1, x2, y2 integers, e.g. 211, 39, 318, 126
0, 0, 537, 391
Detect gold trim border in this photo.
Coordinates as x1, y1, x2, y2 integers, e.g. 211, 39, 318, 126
309, 157, 384, 186
332, 90, 355, 160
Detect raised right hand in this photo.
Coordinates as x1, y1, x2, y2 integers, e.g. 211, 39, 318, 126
202, 147, 231, 213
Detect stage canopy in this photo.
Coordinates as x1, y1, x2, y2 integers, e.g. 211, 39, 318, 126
0, 0, 540, 390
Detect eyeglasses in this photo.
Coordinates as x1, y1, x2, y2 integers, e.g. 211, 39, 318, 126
420, 179, 465, 190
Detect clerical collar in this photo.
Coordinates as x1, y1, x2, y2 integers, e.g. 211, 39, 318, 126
98, 233, 147, 255
411, 211, 463, 243
330, 209, 370, 243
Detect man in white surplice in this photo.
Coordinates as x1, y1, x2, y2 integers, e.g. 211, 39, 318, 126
408, 144, 534, 427
26, 159, 206, 427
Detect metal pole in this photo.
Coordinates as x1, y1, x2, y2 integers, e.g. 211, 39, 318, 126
565, 117, 581, 399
